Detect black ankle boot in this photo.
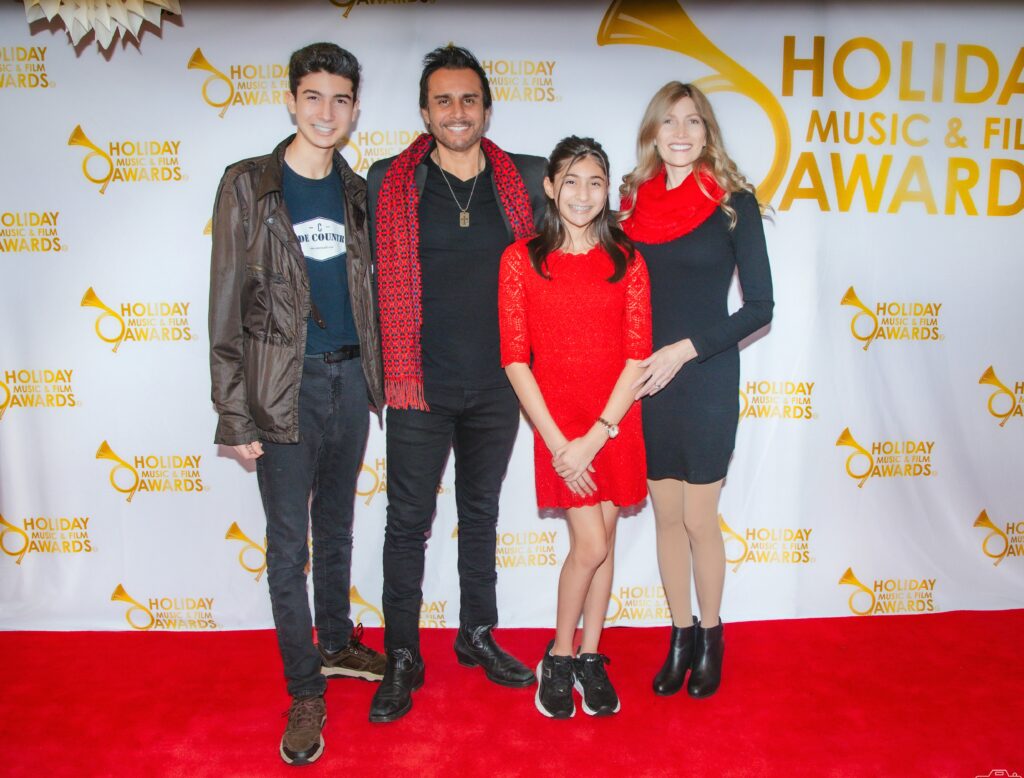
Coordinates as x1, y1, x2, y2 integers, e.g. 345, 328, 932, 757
687, 620, 724, 698
652, 616, 697, 696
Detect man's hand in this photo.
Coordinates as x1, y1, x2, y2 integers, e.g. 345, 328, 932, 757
232, 441, 264, 460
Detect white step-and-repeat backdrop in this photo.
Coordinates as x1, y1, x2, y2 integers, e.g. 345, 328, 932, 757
1, 0, 1022, 631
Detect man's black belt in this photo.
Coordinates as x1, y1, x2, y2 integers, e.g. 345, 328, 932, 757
310, 345, 360, 363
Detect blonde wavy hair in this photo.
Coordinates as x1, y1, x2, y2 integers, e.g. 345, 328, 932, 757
619, 82, 765, 229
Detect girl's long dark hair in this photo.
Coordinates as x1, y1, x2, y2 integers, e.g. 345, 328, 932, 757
527, 136, 635, 283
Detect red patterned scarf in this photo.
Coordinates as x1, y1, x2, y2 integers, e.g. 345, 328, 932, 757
621, 166, 724, 244
375, 132, 534, 410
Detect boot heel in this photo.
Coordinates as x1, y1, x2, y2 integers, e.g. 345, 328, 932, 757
652, 616, 697, 696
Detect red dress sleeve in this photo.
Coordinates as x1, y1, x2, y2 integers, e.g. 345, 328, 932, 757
624, 252, 652, 360
499, 240, 531, 366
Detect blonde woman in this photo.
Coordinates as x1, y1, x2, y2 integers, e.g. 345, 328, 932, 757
621, 82, 773, 698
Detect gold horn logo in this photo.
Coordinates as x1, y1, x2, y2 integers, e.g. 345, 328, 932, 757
0, 377, 11, 422
597, 0, 791, 203
96, 440, 140, 502
81, 287, 127, 352
835, 427, 873, 488
68, 124, 114, 194
973, 510, 1009, 566
187, 48, 235, 118
718, 514, 748, 572
0, 513, 29, 565
604, 591, 624, 624
203, 218, 212, 236
356, 461, 386, 506
838, 567, 875, 616
738, 387, 749, 419
329, 0, 358, 19
340, 136, 363, 172
840, 286, 879, 350
349, 585, 384, 626
111, 583, 155, 630
979, 366, 1018, 427
225, 521, 267, 581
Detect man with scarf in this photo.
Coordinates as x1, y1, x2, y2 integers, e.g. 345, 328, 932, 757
367, 44, 546, 723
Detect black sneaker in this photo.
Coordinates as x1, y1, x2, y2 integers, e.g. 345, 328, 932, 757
279, 694, 326, 765
574, 652, 620, 716
535, 641, 575, 718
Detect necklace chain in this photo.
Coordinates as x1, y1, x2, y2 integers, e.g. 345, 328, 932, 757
435, 151, 483, 226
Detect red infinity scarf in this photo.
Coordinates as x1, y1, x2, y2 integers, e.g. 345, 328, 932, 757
621, 166, 724, 244
375, 133, 534, 410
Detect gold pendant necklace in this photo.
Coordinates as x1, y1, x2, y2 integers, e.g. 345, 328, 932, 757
436, 151, 483, 228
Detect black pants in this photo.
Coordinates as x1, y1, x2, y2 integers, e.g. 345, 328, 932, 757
382, 384, 520, 651
257, 356, 369, 698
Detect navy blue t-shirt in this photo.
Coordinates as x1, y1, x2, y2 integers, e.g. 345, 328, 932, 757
281, 161, 358, 353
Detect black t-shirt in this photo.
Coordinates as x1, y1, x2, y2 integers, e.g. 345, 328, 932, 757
418, 157, 511, 390
281, 161, 358, 353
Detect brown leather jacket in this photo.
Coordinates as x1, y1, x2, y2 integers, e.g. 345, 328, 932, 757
209, 136, 384, 446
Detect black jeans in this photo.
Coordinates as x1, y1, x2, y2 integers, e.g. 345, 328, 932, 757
257, 355, 369, 698
382, 384, 520, 651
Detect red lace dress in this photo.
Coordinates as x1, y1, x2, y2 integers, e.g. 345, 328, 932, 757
498, 238, 652, 508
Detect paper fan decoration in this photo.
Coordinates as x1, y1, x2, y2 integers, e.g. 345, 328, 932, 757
24, 0, 182, 50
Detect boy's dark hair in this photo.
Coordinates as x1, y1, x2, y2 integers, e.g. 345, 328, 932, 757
418, 44, 492, 110
289, 42, 361, 96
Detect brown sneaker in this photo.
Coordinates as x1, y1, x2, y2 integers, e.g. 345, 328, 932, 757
319, 624, 386, 681
280, 695, 325, 766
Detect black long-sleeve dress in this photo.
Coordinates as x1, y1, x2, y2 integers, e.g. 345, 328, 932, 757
636, 190, 774, 483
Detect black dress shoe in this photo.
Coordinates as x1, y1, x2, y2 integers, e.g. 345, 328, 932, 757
687, 620, 724, 698
453, 624, 535, 687
652, 616, 697, 696
368, 648, 424, 723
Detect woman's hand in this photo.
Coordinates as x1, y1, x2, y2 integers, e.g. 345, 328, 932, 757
232, 441, 264, 460
632, 339, 697, 399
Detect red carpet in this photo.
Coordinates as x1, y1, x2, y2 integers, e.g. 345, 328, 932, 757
2, 611, 1022, 777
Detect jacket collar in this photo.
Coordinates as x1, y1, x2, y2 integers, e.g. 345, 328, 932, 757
257, 135, 365, 207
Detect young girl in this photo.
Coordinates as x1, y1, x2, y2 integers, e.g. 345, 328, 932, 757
498, 136, 651, 718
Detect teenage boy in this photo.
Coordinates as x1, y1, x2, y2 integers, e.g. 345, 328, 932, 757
209, 42, 384, 766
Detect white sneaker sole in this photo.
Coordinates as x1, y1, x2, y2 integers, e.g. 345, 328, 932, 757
321, 665, 384, 682
534, 660, 575, 718
573, 678, 621, 716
